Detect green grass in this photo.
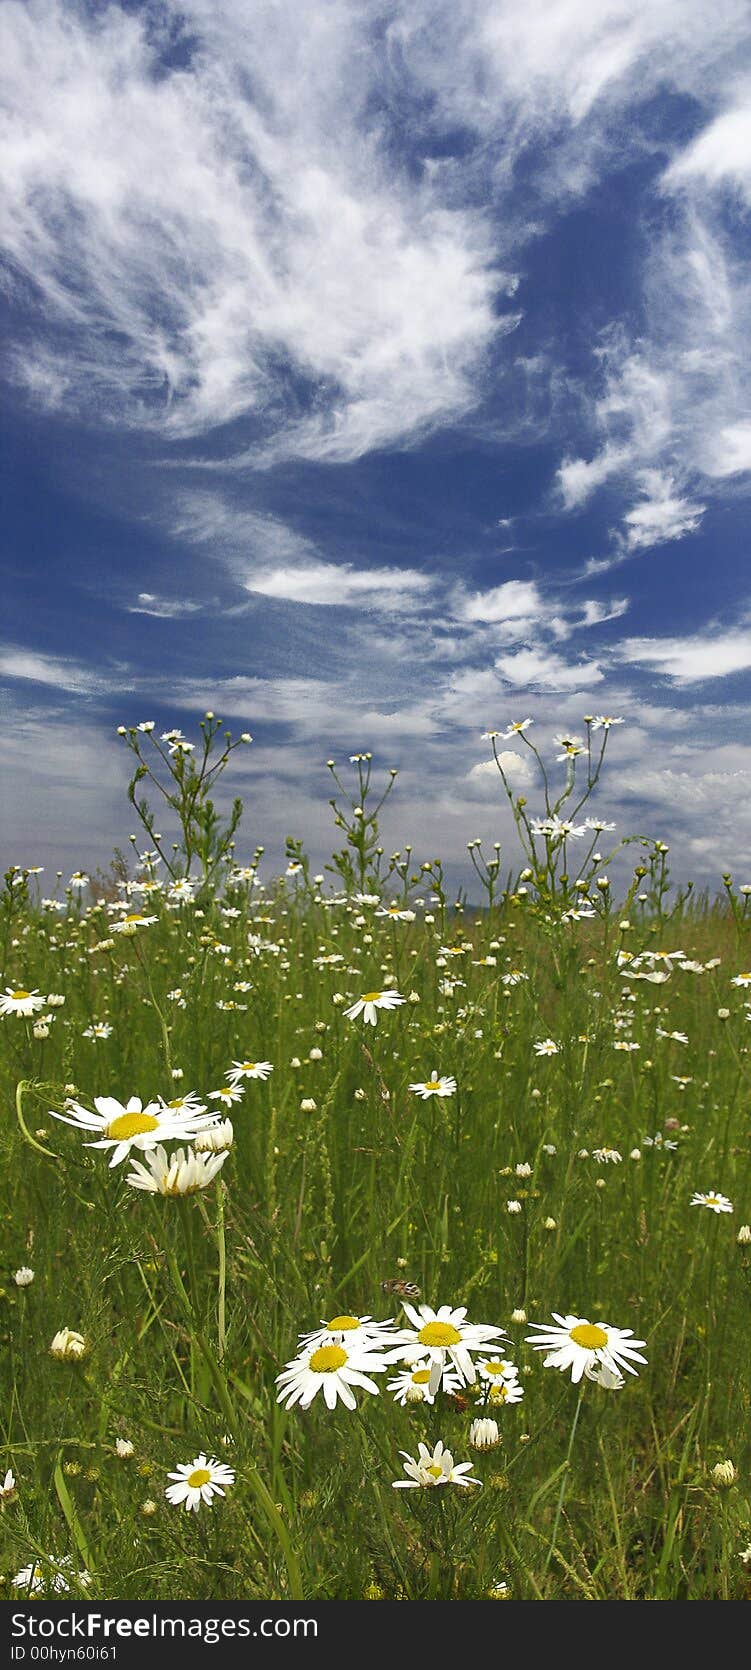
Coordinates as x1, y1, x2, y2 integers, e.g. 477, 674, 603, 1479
2, 729, 751, 1600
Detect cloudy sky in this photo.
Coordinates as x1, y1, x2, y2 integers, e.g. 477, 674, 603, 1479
2, 0, 751, 888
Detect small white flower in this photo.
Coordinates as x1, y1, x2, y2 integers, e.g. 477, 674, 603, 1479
392, 1439, 480, 1490
165, 1454, 235, 1512
343, 990, 406, 1026
14, 1267, 34, 1287
690, 1191, 733, 1215
469, 1418, 501, 1450
50, 1328, 87, 1361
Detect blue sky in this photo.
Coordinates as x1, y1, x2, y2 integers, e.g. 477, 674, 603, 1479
3, 0, 751, 889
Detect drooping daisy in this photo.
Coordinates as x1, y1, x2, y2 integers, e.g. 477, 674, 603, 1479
343, 990, 406, 1025
125, 1145, 228, 1197
49, 1095, 215, 1167
0, 987, 46, 1018
194, 1118, 234, 1154
593, 1146, 622, 1164
408, 1070, 457, 1100
387, 1360, 462, 1405
525, 1314, 647, 1385
50, 1328, 87, 1361
388, 1303, 507, 1395
165, 1454, 235, 1512
275, 1340, 388, 1411
1, 1469, 17, 1499
690, 1190, 733, 1215
392, 1439, 480, 1490
469, 1418, 501, 1450
643, 1132, 678, 1151
226, 1059, 274, 1085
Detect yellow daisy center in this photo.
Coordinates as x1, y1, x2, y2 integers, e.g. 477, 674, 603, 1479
326, 1315, 359, 1331
569, 1323, 608, 1350
363, 991, 382, 1002
483, 1360, 509, 1377
123, 914, 145, 923
309, 1344, 348, 1373
12, 990, 31, 1000
167, 1098, 186, 1109
187, 1468, 212, 1489
418, 1321, 462, 1348
427, 1463, 444, 1479
242, 1062, 256, 1071
412, 1369, 431, 1385
105, 1111, 160, 1140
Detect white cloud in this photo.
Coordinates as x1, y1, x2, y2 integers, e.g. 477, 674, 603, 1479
0, 645, 123, 695
128, 593, 202, 618
0, 0, 505, 462
617, 628, 751, 682
244, 562, 431, 609
622, 471, 705, 551
663, 99, 751, 202
494, 646, 605, 690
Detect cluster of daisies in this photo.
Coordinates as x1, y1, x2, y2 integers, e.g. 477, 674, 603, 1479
272, 1300, 647, 1490
43, 1059, 273, 1194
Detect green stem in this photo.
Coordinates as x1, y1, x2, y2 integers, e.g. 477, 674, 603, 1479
543, 1385, 585, 1580
217, 1179, 227, 1362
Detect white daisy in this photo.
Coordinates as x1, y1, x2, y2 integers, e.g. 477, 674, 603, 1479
487, 1377, 525, 1406
110, 910, 159, 934
0, 987, 46, 1018
165, 1454, 235, 1512
408, 1070, 457, 1100
392, 1440, 481, 1490
525, 1313, 647, 1384
388, 1303, 507, 1395
194, 1118, 234, 1154
298, 1313, 395, 1355
1, 1469, 16, 1498
125, 1145, 228, 1196
226, 1058, 274, 1085
478, 1357, 520, 1386
387, 1359, 462, 1405
275, 1340, 387, 1411
50, 1328, 87, 1360
49, 1095, 214, 1167
593, 1146, 622, 1164
690, 1191, 733, 1215
534, 1038, 559, 1057
343, 989, 406, 1025
208, 1084, 245, 1108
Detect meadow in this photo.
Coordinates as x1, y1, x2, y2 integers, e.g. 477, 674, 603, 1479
2, 714, 751, 1601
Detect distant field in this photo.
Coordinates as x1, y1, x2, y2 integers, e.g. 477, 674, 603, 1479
2, 719, 751, 1600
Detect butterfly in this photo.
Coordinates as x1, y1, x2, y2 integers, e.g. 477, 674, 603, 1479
380, 1277, 421, 1300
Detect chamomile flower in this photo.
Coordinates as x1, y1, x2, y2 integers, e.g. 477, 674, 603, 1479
525, 1314, 647, 1384
82, 1022, 113, 1041
387, 1360, 462, 1405
49, 1095, 214, 1167
208, 1084, 245, 1108
125, 1145, 228, 1196
388, 1303, 507, 1395
50, 1328, 87, 1361
194, 1119, 234, 1154
12, 1556, 86, 1594
343, 990, 406, 1025
298, 1313, 395, 1354
165, 1454, 235, 1512
110, 912, 158, 934
690, 1191, 733, 1215
276, 1340, 387, 1411
593, 1146, 622, 1164
487, 1377, 525, 1407
226, 1059, 274, 1085
392, 1439, 480, 1489
0, 988, 45, 1018
478, 1357, 520, 1387
1, 1469, 17, 1499
534, 1038, 559, 1057
408, 1070, 457, 1099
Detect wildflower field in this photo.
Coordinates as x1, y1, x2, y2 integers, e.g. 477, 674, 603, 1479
2, 715, 751, 1602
